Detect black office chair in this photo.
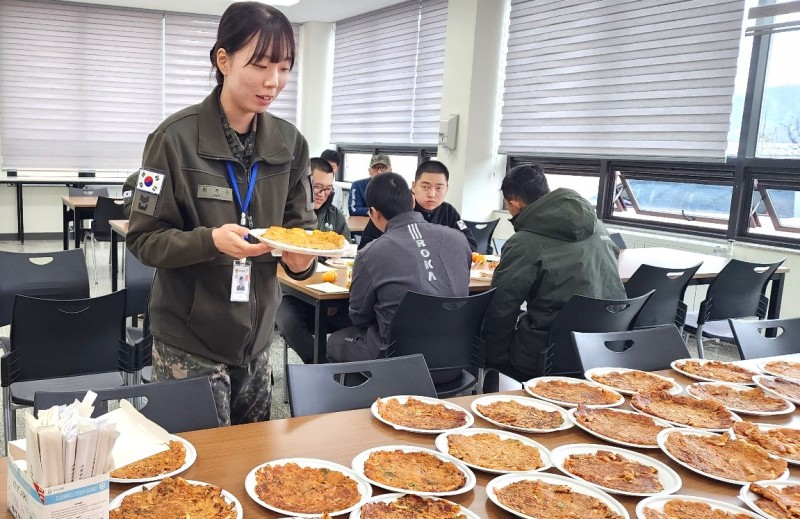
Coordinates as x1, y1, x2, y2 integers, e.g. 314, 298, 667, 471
683, 258, 784, 358
464, 219, 499, 255
385, 289, 496, 397
729, 317, 800, 359
34, 377, 219, 433
287, 354, 437, 417
124, 249, 155, 382
625, 263, 702, 329
83, 196, 126, 284
67, 186, 109, 242
572, 325, 691, 372
1, 290, 134, 440
543, 291, 654, 377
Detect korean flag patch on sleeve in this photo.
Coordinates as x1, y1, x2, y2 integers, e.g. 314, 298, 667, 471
136, 168, 165, 195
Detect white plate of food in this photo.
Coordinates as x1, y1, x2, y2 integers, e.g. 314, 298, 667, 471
524, 376, 625, 408
348, 493, 481, 519
110, 477, 243, 519
434, 427, 552, 474
739, 479, 800, 519
324, 258, 354, 269
351, 445, 475, 496
252, 227, 348, 256
729, 421, 800, 466
470, 394, 572, 433
657, 428, 790, 485
631, 390, 742, 432
486, 472, 629, 519
670, 359, 758, 385
371, 395, 473, 434
550, 443, 681, 497
758, 359, 800, 382
636, 494, 762, 519
109, 435, 196, 484
585, 367, 682, 396
568, 406, 672, 449
469, 270, 493, 280
686, 381, 795, 416
753, 374, 800, 405
245, 458, 372, 517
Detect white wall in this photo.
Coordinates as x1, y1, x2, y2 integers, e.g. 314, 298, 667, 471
297, 22, 335, 155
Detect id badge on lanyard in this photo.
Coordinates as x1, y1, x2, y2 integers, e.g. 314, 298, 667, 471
226, 161, 258, 303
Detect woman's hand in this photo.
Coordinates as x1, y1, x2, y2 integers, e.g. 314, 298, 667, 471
281, 250, 315, 273
212, 224, 272, 259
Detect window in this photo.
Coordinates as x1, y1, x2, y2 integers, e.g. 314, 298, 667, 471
755, 29, 800, 158
340, 149, 428, 185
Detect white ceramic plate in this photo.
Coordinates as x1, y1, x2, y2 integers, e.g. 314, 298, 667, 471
550, 443, 681, 497
636, 494, 762, 519
670, 359, 757, 385
434, 427, 552, 474
110, 479, 243, 519
245, 458, 372, 517
657, 428, 790, 485
348, 493, 481, 519
585, 367, 682, 396
524, 376, 625, 408
371, 395, 473, 434
739, 479, 800, 518
251, 228, 347, 257
469, 270, 493, 280
324, 258, 354, 269
567, 407, 672, 449
758, 360, 800, 382
686, 381, 795, 416
470, 394, 572, 433
631, 393, 742, 432
754, 375, 800, 405
109, 435, 197, 484
486, 472, 629, 519
729, 422, 800, 466
351, 445, 476, 496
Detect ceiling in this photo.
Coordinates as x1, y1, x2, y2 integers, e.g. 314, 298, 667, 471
54, 0, 408, 21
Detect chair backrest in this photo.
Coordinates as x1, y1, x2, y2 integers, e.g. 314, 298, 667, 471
2, 290, 129, 386
625, 263, 702, 328
729, 317, 800, 359
464, 219, 499, 254
91, 196, 126, 240
387, 289, 496, 383
68, 186, 108, 197
0, 249, 90, 327
124, 249, 155, 318
609, 233, 627, 249
287, 354, 437, 417
572, 325, 691, 372
546, 291, 653, 376
33, 377, 219, 433
700, 258, 784, 324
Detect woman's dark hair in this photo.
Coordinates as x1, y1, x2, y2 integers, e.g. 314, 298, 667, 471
366, 172, 413, 220
501, 164, 550, 205
309, 157, 334, 174
210, 2, 295, 85
415, 160, 449, 181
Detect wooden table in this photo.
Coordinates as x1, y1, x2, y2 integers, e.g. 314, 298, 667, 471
110, 219, 129, 292
1, 356, 798, 518
61, 196, 98, 250
347, 215, 369, 234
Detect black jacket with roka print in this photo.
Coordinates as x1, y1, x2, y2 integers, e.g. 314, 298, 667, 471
127, 86, 317, 366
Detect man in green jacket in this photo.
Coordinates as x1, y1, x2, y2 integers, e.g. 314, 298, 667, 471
482, 164, 625, 386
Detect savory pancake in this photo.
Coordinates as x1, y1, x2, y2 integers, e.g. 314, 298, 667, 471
110, 440, 186, 479
363, 450, 466, 492
760, 377, 800, 402
733, 421, 800, 463
528, 379, 620, 405
360, 494, 467, 519
573, 405, 667, 447
110, 477, 235, 519
591, 370, 674, 393
476, 399, 564, 429
764, 361, 800, 381
447, 432, 543, 471
749, 483, 800, 519
562, 450, 663, 494
377, 397, 467, 430
495, 479, 624, 519
687, 383, 790, 413
261, 227, 346, 250
642, 498, 753, 519
255, 462, 361, 514
674, 360, 757, 384
631, 390, 736, 429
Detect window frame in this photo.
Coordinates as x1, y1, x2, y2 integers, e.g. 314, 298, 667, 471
334, 144, 438, 182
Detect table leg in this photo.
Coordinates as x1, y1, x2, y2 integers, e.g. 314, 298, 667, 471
312, 302, 331, 364
62, 204, 71, 250
15, 184, 24, 243
111, 230, 119, 292
74, 210, 81, 249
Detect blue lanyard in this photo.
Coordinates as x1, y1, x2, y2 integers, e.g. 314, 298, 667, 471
225, 162, 258, 226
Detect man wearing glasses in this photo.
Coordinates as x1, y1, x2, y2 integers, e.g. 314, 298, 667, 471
349, 153, 392, 216
275, 158, 351, 364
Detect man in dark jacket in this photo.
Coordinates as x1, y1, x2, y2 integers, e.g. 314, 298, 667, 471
276, 157, 351, 363
348, 153, 391, 216
358, 160, 477, 252
482, 164, 625, 385
328, 172, 472, 362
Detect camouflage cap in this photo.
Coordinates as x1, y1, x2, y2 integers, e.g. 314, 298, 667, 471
369, 153, 391, 168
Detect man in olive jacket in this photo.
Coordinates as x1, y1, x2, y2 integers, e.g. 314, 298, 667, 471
482, 165, 625, 385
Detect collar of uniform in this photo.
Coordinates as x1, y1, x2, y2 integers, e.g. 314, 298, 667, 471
198, 85, 294, 165
385, 211, 425, 233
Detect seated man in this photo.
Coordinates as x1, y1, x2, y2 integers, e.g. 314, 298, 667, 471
275, 158, 352, 363
357, 160, 478, 252
348, 153, 391, 216
482, 164, 625, 384
328, 172, 472, 362
320, 149, 344, 212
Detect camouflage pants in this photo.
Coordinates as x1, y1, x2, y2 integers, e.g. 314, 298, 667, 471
151, 339, 272, 426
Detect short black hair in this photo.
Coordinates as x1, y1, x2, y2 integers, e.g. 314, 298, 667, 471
320, 149, 341, 165
309, 157, 333, 174
365, 172, 413, 220
211, 2, 295, 85
501, 164, 550, 205
415, 160, 449, 181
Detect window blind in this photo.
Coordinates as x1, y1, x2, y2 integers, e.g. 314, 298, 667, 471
498, 0, 746, 160
330, 0, 447, 146
0, 0, 163, 170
